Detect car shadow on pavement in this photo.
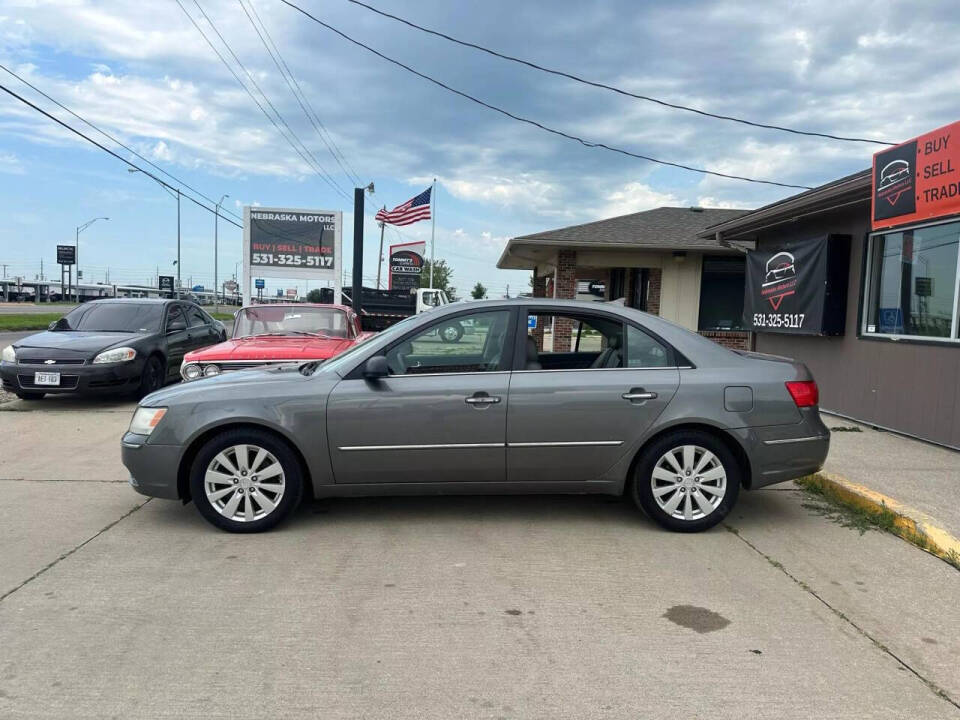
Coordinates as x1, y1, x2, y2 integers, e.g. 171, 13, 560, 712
0, 395, 138, 412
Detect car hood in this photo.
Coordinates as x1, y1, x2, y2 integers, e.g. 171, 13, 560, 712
142, 362, 329, 406
13, 330, 144, 355
184, 335, 355, 362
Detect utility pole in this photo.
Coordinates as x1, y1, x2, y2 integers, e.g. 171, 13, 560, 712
429, 178, 436, 289
375, 211, 386, 289
215, 194, 228, 312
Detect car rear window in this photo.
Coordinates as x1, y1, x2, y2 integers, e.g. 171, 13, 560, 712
61, 303, 164, 333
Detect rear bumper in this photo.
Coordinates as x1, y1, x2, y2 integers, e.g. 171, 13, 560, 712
1, 358, 144, 395
740, 408, 830, 489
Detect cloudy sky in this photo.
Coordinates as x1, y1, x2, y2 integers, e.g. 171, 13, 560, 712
0, 0, 957, 298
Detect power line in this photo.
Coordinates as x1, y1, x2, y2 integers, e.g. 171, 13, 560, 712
0, 81, 243, 228
174, 0, 350, 200
187, 0, 350, 198
278, 0, 813, 191
344, 0, 895, 147
0, 63, 243, 222
242, 0, 364, 186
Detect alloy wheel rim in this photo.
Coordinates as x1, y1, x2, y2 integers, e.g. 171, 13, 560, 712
204, 444, 286, 522
651, 444, 726, 521
442, 326, 458, 340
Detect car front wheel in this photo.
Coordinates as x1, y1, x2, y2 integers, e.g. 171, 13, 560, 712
631, 430, 740, 532
189, 428, 304, 533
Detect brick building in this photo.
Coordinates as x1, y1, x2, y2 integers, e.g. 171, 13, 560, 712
497, 206, 752, 350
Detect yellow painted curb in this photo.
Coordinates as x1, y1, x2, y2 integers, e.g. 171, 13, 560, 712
796, 471, 960, 567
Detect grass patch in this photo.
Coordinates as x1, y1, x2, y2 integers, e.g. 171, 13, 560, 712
799, 480, 897, 535
211, 312, 235, 322
0, 313, 65, 331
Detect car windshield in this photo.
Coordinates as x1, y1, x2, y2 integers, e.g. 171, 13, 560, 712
234, 306, 350, 339
60, 303, 164, 333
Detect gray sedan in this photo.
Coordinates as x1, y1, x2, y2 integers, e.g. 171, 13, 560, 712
121, 298, 829, 533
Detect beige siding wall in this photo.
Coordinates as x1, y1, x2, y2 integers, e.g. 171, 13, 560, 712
659, 253, 703, 330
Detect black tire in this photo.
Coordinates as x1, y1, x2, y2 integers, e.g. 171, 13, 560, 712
439, 323, 464, 344
631, 430, 741, 533
15, 391, 44, 400
137, 355, 165, 398
189, 428, 304, 533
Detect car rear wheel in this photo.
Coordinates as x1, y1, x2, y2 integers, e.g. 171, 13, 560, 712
189, 429, 303, 533
439, 323, 464, 343
137, 355, 165, 398
631, 430, 740, 532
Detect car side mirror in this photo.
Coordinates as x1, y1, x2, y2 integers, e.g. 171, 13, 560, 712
49, 317, 69, 331
363, 355, 390, 379
48, 321, 57, 331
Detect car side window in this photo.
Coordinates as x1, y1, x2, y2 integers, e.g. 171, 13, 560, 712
384, 310, 510, 375
525, 312, 624, 370
187, 306, 207, 327
166, 305, 186, 331
626, 325, 671, 368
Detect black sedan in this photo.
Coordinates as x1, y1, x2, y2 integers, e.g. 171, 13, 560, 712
1, 299, 226, 400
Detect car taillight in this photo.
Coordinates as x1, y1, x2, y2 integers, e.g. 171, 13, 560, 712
785, 381, 819, 408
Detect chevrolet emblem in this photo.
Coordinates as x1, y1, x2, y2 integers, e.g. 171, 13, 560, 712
44, 359, 56, 365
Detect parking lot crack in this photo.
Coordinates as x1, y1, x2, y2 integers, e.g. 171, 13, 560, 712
0, 498, 151, 603
724, 524, 960, 711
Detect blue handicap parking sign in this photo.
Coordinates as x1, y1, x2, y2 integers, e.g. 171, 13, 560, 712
255, 278, 265, 289
527, 315, 537, 329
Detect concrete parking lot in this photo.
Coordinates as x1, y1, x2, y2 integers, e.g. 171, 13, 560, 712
1, 397, 958, 719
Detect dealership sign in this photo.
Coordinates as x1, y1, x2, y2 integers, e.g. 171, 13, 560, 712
743, 234, 850, 335
242, 206, 342, 304
56, 245, 76, 265
388, 240, 426, 291
872, 119, 960, 230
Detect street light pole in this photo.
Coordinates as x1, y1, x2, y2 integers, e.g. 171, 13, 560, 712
215, 194, 228, 313
75, 216, 109, 303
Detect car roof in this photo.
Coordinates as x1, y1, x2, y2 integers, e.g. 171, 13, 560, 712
85, 297, 181, 305
240, 303, 352, 312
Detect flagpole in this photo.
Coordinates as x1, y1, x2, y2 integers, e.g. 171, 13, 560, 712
429, 178, 436, 289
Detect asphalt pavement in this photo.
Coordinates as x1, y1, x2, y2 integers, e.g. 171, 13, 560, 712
0, 401, 958, 719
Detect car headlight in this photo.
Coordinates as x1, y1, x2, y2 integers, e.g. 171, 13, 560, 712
203, 364, 221, 377
93, 347, 137, 364
182, 363, 202, 380
128, 406, 167, 436
1, 345, 15, 363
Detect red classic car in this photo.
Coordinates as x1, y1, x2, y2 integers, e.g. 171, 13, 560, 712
180, 303, 372, 381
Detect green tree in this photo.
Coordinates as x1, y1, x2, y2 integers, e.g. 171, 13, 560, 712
471, 282, 487, 299
305, 288, 323, 303
419, 258, 454, 294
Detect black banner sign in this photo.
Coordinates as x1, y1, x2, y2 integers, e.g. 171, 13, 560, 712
158, 275, 175, 294
249, 211, 336, 270
743, 235, 828, 334
56, 245, 76, 265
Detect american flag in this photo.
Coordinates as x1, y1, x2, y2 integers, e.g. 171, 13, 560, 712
375, 187, 432, 226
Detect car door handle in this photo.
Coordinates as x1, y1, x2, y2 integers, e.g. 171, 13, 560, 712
622, 388, 657, 401
465, 392, 501, 406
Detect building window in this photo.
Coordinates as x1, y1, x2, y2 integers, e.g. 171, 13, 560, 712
864, 220, 960, 340
698, 256, 745, 331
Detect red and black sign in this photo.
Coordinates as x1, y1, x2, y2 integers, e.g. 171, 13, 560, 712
872, 120, 960, 230
743, 234, 850, 336
388, 240, 426, 292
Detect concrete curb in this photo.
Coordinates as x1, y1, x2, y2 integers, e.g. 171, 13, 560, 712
796, 471, 960, 568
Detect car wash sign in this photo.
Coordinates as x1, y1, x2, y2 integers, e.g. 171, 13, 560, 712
743, 235, 830, 334
388, 240, 426, 291
873, 119, 960, 230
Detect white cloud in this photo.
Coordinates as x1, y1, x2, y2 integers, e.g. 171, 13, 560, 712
594, 181, 681, 218
0, 151, 24, 174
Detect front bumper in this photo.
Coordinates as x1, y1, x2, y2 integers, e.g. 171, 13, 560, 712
121, 432, 183, 500
1, 358, 144, 395
740, 408, 831, 489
